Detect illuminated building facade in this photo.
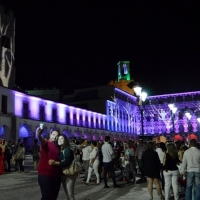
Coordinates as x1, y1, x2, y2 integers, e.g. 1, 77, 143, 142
0, 84, 200, 148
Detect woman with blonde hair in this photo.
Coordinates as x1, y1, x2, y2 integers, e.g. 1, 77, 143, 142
163, 143, 180, 200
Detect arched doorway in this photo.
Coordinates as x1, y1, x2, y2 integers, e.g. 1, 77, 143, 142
19, 123, 34, 150
0, 125, 9, 141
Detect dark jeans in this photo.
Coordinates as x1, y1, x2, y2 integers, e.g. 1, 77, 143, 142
185, 172, 200, 200
103, 161, 116, 186
6, 155, 12, 172
38, 174, 61, 200
18, 159, 24, 172
160, 168, 165, 190
83, 160, 89, 180
126, 161, 135, 180
137, 159, 144, 178
15, 159, 19, 171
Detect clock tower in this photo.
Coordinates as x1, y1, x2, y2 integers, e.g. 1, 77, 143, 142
108, 61, 134, 95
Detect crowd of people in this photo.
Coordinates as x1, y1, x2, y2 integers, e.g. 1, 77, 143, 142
0, 132, 200, 200
0, 138, 27, 174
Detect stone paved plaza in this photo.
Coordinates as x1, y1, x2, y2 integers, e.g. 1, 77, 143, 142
0, 158, 185, 200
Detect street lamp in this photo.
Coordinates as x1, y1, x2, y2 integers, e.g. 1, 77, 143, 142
168, 103, 177, 133
197, 113, 200, 123
133, 84, 147, 136
185, 111, 192, 132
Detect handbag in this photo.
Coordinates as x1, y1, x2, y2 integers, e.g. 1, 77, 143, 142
62, 148, 83, 175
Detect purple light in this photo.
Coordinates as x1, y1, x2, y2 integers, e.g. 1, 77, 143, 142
19, 126, 28, 137
0, 126, 4, 135
148, 91, 200, 99
115, 88, 137, 100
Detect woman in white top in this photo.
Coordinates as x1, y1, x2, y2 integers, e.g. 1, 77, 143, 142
86, 141, 100, 185
156, 142, 166, 191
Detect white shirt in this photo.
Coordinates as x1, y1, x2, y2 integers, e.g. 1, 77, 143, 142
102, 142, 114, 163
82, 145, 92, 161
119, 156, 125, 167
125, 148, 134, 157
182, 147, 200, 173
90, 147, 99, 160
156, 148, 165, 164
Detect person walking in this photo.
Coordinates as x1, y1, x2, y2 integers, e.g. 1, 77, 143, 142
49, 134, 76, 200
125, 143, 136, 183
79, 140, 91, 182
85, 141, 100, 185
182, 139, 200, 200
16, 143, 25, 173
32, 139, 40, 170
163, 142, 180, 200
135, 139, 146, 179
142, 141, 164, 200
5, 140, 13, 172
0, 146, 4, 175
156, 142, 166, 191
101, 136, 120, 188
37, 128, 61, 200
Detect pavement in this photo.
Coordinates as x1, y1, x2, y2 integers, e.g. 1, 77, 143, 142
0, 156, 185, 200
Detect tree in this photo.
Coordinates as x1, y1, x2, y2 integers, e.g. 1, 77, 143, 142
123, 98, 138, 131
0, 13, 14, 87
110, 95, 119, 124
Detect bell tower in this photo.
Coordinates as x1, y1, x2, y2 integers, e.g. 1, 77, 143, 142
108, 61, 134, 95
117, 61, 131, 81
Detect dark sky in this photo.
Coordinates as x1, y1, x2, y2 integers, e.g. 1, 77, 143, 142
2, 1, 200, 95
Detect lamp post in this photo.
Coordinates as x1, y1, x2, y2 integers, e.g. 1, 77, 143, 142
168, 103, 177, 133
185, 111, 192, 132
133, 84, 147, 136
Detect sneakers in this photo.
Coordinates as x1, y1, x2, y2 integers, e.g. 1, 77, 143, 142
104, 185, 110, 188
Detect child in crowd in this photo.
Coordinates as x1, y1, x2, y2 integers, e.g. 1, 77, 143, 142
119, 152, 126, 181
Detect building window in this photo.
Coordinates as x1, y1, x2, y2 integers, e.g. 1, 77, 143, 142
91, 117, 94, 128
1, 95, 7, 114
23, 102, 29, 119
39, 106, 45, 121
52, 108, 57, 123
73, 113, 77, 125
66, 112, 70, 125
79, 114, 83, 126
85, 116, 88, 127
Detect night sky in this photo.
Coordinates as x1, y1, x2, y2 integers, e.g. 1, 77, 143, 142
1, 1, 200, 95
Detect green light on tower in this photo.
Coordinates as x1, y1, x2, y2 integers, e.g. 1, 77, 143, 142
117, 61, 130, 81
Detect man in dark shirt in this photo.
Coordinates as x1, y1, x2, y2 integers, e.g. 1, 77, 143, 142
5, 140, 13, 172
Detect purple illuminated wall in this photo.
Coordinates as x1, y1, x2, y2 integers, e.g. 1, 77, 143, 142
110, 88, 200, 139
14, 91, 106, 130
13, 88, 200, 141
